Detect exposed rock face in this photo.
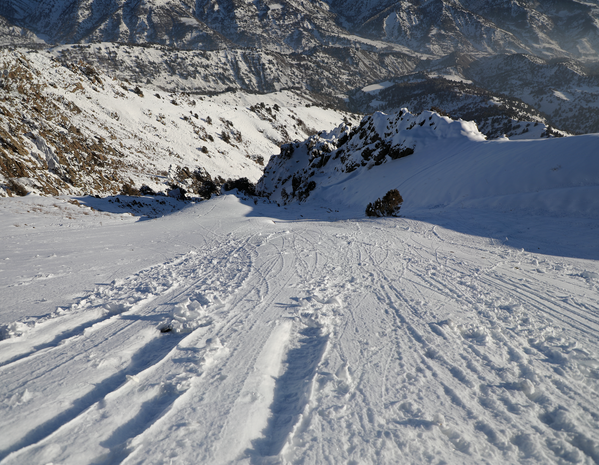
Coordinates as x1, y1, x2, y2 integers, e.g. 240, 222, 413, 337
0, 52, 126, 197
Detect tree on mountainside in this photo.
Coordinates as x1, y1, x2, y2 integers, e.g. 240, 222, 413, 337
366, 189, 403, 217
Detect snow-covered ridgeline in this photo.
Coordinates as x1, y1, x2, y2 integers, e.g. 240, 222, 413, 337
349, 74, 569, 140
258, 109, 599, 218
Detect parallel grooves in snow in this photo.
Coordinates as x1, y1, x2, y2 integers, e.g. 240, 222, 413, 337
1, 197, 598, 464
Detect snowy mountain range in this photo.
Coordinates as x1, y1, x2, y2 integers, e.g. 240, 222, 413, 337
1, 2, 599, 141
358, 0, 599, 59
2, 2, 599, 463
3, 1, 599, 137
3, 0, 599, 60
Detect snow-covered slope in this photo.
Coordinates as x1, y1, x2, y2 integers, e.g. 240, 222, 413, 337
358, 0, 529, 56
49, 42, 419, 96
0, 49, 355, 197
1, 102, 599, 465
0, 0, 361, 53
1, 3, 599, 461
1, 185, 599, 463
257, 109, 599, 218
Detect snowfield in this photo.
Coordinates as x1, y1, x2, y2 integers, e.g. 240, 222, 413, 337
1, 118, 599, 463
1, 193, 599, 464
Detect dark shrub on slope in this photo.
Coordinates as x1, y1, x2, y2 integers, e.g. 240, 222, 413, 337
366, 189, 403, 217
223, 177, 256, 196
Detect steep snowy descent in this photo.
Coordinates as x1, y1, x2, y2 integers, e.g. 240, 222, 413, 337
0, 192, 599, 463
1, 106, 599, 464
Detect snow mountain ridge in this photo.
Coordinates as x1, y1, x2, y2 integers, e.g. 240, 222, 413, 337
3, 0, 599, 61
258, 108, 599, 219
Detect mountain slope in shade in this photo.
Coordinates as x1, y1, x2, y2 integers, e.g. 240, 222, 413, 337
0, 14, 43, 46
0, 0, 347, 52
49, 42, 419, 96
465, 53, 599, 135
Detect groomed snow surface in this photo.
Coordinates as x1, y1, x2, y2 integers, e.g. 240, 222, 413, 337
1, 132, 599, 464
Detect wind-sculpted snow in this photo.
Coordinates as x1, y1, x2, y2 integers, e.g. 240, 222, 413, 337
257, 108, 599, 219
1, 194, 599, 464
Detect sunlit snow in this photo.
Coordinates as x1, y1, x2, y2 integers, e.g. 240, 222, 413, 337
1, 115, 599, 464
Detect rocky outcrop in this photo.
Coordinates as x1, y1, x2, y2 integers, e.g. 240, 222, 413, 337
256, 108, 486, 205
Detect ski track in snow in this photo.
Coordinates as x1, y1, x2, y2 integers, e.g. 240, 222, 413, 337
1, 196, 599, 464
